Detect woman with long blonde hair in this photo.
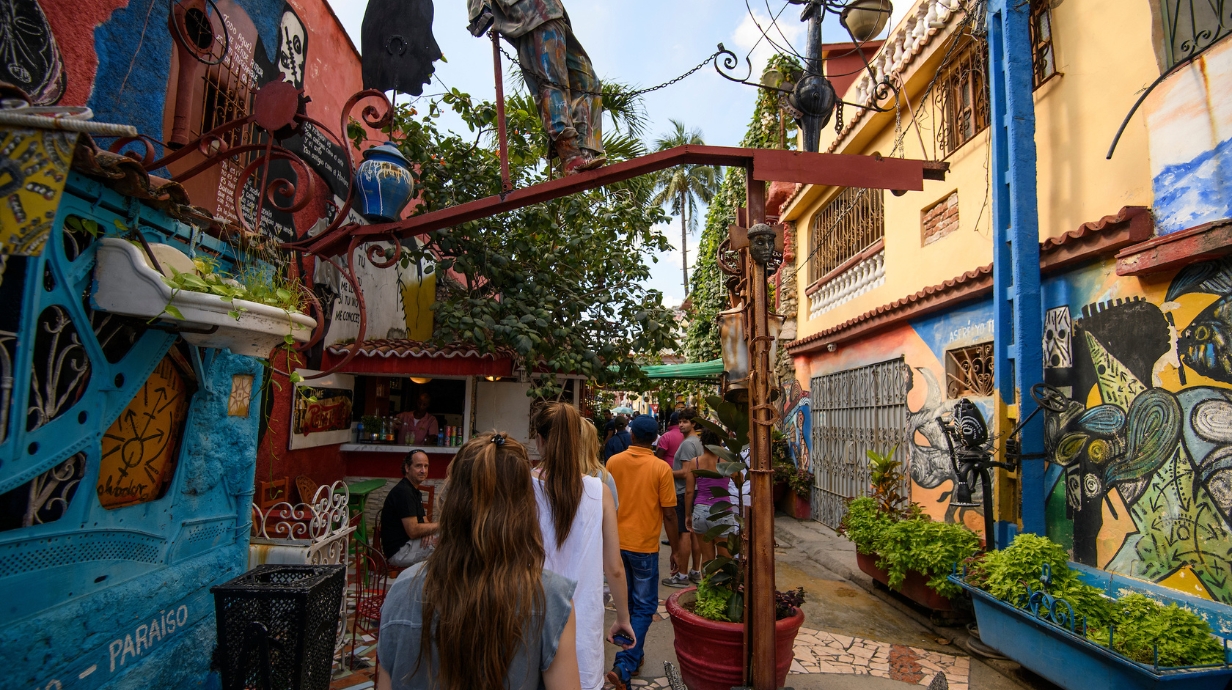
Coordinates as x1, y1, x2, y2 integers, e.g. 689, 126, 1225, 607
579, 418, 618, 510
534, 403, 635, 690
377, 432, 581, 690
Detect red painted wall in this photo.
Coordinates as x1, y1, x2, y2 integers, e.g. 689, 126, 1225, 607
40, 0, 127, 107
259, 349, 348, 496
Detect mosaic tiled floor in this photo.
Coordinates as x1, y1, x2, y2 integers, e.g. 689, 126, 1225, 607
790, 628, 969, 689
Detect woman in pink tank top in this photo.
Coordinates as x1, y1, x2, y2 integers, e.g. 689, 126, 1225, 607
684, 429, 741, 562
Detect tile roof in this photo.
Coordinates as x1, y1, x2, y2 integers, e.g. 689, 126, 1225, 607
71, 144, 233, 230
325, 339, 511, 360
786, 206, 1153, 354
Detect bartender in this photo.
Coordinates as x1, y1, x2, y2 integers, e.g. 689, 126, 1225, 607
398, 392, 440, 446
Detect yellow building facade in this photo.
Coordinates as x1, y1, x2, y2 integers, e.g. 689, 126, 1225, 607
780, 0, 1232, 603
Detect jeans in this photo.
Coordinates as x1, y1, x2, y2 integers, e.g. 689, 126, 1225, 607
613, 550, 659, 682
388, 539, 433, 568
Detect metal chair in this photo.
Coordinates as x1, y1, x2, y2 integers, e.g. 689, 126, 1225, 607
348, 537, 390, 668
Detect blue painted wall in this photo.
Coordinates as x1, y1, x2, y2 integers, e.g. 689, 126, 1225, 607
88, 0, 284, 153
0, 175, 264, 689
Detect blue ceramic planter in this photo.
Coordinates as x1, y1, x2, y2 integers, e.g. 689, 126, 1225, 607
950, 574, 1232, 690
355, 142, 414, 222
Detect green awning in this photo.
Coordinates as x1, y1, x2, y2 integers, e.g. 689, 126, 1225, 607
641, 359, 724, 380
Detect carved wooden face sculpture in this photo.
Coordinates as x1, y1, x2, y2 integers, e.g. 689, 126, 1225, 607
748, 223, 776, 266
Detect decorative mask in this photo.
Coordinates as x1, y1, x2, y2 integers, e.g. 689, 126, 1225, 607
748, 223, 776, 266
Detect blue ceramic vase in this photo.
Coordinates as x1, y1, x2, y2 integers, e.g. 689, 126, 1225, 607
354, 142, 415, 222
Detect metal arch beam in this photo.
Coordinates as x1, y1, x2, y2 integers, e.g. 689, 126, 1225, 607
302, 145, 947, 256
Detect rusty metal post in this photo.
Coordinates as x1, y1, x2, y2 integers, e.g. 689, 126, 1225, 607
491, 29, 512, 196
744, 171, 776, 690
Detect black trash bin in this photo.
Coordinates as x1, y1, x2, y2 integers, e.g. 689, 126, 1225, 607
211, 564, 346, 690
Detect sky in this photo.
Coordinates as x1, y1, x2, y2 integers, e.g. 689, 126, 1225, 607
327, 1, 909, 308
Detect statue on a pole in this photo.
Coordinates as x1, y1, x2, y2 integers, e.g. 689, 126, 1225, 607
468, 0, 607, 174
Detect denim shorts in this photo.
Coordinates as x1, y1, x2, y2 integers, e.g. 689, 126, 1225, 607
691, 502, 737, 539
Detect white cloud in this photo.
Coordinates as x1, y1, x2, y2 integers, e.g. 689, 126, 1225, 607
731, 7, 806, 79
663, 294, 684, 309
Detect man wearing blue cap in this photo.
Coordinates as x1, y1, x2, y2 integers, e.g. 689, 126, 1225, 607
605, 414, 677, 690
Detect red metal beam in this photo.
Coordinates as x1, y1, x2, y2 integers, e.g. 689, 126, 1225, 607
305, 145, 945, 256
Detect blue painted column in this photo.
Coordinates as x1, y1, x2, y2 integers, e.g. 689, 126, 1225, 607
988, 0, 1045, 538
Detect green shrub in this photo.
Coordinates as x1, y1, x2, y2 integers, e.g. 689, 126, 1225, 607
878, 518, 980, 599
840, 497, 892, 555
694, 575, 734, 622
841, 496, 979, 599
975, 534, 1225, 667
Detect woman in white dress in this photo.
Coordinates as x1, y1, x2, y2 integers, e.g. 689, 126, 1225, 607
533, 402, 635, 690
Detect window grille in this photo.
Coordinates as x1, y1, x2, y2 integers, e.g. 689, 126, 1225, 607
1029, 0, 1057, 88
1161, 0, 1232, 69
932, 37, 989, 158
195, 51, 257, 147
945, 342, 994, 398
808, 187, 885, 284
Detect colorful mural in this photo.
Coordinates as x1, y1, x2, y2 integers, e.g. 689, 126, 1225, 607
1037, 255, 1232, 604
781, 379, 813, 472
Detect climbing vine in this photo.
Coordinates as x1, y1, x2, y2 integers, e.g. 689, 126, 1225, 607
684, 54, 802, 362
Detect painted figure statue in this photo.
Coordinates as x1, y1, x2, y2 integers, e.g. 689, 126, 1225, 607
467, 0, 607, 174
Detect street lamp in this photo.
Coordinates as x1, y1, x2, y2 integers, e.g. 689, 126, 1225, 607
840, 0, 894, 43
716, 0, 896, 152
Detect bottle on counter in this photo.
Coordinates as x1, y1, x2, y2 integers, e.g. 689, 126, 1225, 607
356, 419, 364, 443
437, 428, 445, 447
385, 417, 395, 443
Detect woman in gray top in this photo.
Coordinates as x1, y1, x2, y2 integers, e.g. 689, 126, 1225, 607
377, 432, 581, 690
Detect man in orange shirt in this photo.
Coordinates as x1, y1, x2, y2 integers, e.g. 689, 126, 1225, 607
605, 415, 677, 690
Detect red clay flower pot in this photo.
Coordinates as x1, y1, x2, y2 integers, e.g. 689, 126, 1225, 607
665, 588, 804, 690
856, 551, 953, 611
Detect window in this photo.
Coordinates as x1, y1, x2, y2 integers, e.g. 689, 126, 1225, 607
1029, 0, 1057, 87
1161, 0, 1232, 68
933, 37, 989, 158
945, 343, 994, 398
808, 187, 885, 283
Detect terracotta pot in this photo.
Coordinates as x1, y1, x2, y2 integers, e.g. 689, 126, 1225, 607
777, 489, 811, 519
665, 588, 804, 690
856, 551, 953, 611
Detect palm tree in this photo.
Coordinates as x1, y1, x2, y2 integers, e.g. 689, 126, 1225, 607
651, 120, 720, 296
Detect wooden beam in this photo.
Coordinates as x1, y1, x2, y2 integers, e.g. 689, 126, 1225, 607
305, 145, 940, 256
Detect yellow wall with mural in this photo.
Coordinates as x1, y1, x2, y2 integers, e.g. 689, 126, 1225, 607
784, 0, 1159, 343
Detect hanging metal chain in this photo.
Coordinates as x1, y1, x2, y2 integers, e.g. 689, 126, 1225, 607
498, 43, 721, 97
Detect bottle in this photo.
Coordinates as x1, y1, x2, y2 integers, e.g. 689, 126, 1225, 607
356, 419, 364, 444
437, 428, 445, 447
455, 427, 463, 446
385, 417, 394, 443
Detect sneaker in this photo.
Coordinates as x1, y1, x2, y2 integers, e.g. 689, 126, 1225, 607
688, 569, 702, 583
661, 572, 691, 588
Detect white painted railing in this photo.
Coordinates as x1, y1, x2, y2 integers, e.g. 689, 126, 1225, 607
808, 250, 886, 319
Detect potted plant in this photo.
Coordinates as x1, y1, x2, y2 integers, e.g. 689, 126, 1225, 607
93, 237, 315, 358
777, 466, 813, 519
841, 446, 979, 611
666, 396, 806, 690
950, 533, 1232, 690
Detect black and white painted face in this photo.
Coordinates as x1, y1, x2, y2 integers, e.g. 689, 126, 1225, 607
278, 9, 307, 88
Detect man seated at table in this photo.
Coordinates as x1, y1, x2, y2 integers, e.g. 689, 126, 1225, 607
397, 391, 440, 446
381, 450, 438, 567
